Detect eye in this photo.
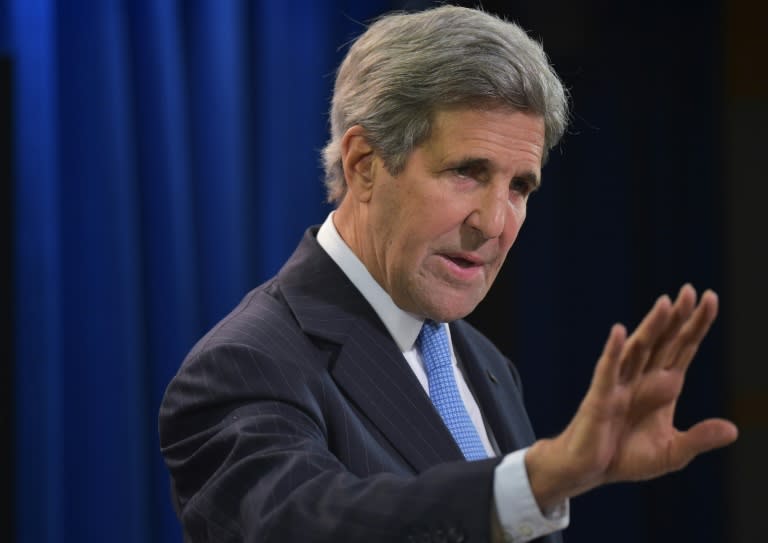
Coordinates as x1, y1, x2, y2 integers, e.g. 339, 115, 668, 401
510, 178, 533, 196
453, 165, 479, 180
449, 160, 489, 183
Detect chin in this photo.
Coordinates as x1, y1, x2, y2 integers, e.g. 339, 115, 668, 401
421, 297, 482, 323
407, 279, 486, 322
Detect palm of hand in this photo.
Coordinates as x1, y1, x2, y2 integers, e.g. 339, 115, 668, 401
573, 285, 737, 487
599, 369, 688, 483
528, 285, 738, 509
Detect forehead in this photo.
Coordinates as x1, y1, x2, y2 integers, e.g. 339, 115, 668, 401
423, 107, 546, 169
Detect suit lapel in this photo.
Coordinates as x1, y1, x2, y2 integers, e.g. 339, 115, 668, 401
450, 321, 537, 454
279, 229, 464, 472
331, 319, 465, 471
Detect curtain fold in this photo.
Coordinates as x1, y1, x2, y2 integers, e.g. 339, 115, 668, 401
9, 1, 393, 541
12, 0, 64, 541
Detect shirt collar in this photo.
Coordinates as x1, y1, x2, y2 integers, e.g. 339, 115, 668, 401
316, 211, 423, 351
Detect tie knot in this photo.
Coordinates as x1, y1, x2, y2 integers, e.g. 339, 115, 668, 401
417, 320, 452, 371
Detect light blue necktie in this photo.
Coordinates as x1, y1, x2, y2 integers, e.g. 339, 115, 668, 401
417, 320, 487, 461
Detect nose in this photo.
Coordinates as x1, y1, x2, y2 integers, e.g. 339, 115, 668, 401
465, 184, 508, 240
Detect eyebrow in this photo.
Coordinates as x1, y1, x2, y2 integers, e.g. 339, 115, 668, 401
449, 156, 541, 190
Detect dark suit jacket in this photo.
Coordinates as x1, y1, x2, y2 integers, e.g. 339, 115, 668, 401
159, 228, 563, 543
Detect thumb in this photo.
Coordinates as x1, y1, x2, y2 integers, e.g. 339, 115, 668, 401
669, 419, 739, 470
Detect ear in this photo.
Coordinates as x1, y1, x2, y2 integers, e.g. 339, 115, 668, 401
340, 125, 376, 203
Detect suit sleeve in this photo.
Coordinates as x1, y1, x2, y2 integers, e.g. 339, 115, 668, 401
159, 341, 501, 543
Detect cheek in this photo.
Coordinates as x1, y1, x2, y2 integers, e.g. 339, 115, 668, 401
409, 208, 457, 244
503, 205, 526, 243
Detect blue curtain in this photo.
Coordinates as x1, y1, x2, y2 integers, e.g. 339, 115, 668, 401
6, 1, 392, 541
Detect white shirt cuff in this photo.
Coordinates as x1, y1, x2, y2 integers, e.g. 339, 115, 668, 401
493, 448, 570, 542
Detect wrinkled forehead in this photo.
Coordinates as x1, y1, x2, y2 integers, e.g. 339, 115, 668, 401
422, 105, 545, 152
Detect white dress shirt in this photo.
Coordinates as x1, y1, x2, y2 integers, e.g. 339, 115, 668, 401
317, 212, 568, 542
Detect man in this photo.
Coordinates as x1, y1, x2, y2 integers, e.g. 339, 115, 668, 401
159, 6, 738, 542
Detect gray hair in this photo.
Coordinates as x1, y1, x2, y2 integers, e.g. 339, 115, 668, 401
322, 5, 569, 204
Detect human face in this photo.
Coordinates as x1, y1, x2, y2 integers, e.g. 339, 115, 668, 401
355, 107, 545, 322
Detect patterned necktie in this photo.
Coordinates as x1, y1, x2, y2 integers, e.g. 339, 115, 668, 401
417, 320, 487, 461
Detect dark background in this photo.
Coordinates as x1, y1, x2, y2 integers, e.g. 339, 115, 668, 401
1, 54, 13, 543
2, 1, 766, 542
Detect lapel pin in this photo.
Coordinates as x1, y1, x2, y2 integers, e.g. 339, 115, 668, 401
486, 369, 498, 384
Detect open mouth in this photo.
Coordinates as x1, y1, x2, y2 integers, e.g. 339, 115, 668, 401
447, 256, 478, 269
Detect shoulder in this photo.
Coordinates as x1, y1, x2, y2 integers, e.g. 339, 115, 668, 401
450, 319, 524, 390
175, 274, 336, 394
450, 319, 496, 349
159, 276, 333, 442
189, 278, 305, 359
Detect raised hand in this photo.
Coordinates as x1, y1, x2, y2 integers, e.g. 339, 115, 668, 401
524, 285, 739, 511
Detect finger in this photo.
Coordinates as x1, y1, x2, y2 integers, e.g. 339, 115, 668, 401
646, 284, 697, 372
591, 323, 627, 394
667, 290, 719, 371
667, 418, 738, 471
618, 295, 673, 383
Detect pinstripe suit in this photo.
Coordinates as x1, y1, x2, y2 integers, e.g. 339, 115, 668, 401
159, 228, 562, 543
